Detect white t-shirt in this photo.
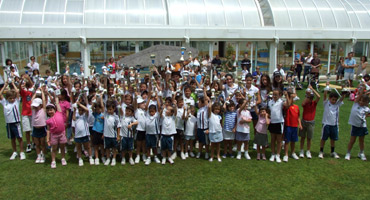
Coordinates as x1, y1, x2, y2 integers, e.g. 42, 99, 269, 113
176, 107, 185, 130
268, 98, 285, 123
322, 100, 344, 126
87, 104, 95, 127
245, 85, 259, 111
120, 116, 137, 138
185, 115, 197, 136
348, 102, 370, 127
27, 62, 39, 71
121, 103, 127, 117
72, 111, 91, 138
135, 108, 146, 131
274, 68, 285, 77
183, 96, 195, 107
197, 106, 209, 129
145, 113, 160, 135
224, 83, 238, 99
209, 113, 222, 133
161, 115, 176, 135
104, 112, 121, 138
236, 109, 252, 133
0, 98, 21, 123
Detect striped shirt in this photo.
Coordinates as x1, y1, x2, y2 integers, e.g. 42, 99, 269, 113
224, 111, 237, 131
322, 100, 343, 126
104, 112, 121, 138
1, 98, 21, 123
120, 116, 137, 138
197, 106, 209, 129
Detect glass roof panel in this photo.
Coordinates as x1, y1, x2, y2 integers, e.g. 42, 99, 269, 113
126, 0, 145, 25
145, 0, 165, 25
326, 0, 351, 28
187, 0, 207, 26
45, 0, 65, 12
105, 0, 125, 25
84, 0, 104, 25
340, 0, 361, 28
204, 0, 225, 26
284, 0, 306, 28
313, 0, 336, 28
223, 0, 243, 26
269, 0, 291, 27
346, 0, 370, 28
167, 0, 188, 26
0, 0, 23, 11
22, 13, 43, 24
298, 0, 322, 28
23, 0, 44, 12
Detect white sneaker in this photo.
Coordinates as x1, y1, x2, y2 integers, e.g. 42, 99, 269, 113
244, 152, 251, 160
104, 158, 111, 166
269, 154, 275, 162
142, 154, 147, 162
10, 152, 17, 160
299, 150, 304, 158
306, 151, 312, 159
121, 158, 126, 165
345, 153, 351, 160
135, 156, 140, 164
275, 155, 282, 163
129, 158, 135, 165
111, 158, 116, 166
51, 161, 56, 169
168, 157, 174, 164
189, 152, 195, 158
205, 153, 209, 160
196, 152, 201, 159
154, 156, 161, 164
40, 154, 45, 163
95, 158, 100, 165
180, 152, 186, 160
89, 158, 94, 165
236, 152, 242, 160
185, 152, 189, 158
79, 158, 84, 166
291, 153, 299, 160
209, 158, 213, 162
171, 152, 177, 160
61, 158, 67, 166
331, 152, 340, 159
162, 158, 166, 165
318, 152, 324, 159
217, 157, 222, 162
232, 145, 237, 152
26, 144, 32, 153
358, 153, 367, 161
20, 152, 26, 160
253, 143, 257, 150
283, 155, 288, 162
101, 157, 106, 163
145, 157, 151, 166
35, 154, 41, 163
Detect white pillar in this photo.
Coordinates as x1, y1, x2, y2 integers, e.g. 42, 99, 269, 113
327, 42, 332, 75
292, 42, 296, 64
345, 43, 353, 56
365, 42, 369, 57
0, 42, 5, 66
28, 42, 33, 58
250, 42, 254, 72
269, 42, 277, 75
111, 41, 115, 58
235, 42, 239, 61
103, 42, 107, 61
55, 42, 60, 73
81, 40, 90, 76
310, 42, 314, 55
254, 42, 258, 68
135, 41, 139, 53
209, 42, 214, 59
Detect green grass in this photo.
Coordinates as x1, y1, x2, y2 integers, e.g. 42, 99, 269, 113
1, 84, 370, 200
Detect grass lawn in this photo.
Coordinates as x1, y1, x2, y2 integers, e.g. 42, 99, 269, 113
0, 83, 370, 200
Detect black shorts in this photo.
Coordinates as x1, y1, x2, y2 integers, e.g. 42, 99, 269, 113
136, 131, 146, 141
91, 130, 104, 145
32, 126, 47, 138
175, 129, 185, 140
268, 123, 284, 134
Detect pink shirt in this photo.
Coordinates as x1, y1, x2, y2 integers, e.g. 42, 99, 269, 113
46, 111, 65, 134
59, 100, 71, 122
32, 108, 46, 127
255, 114, 268, 134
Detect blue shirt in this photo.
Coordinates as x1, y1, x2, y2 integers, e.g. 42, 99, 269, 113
92, 112, 104, 133
344, 58, 356, 73
224, 111, 237, 131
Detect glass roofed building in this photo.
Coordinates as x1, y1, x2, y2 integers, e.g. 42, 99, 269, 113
0, 0, 370, 75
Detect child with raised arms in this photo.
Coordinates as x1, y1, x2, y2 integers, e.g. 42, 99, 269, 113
144, 104, 161, 165
120, 105, 138, 165
31, 88, 47, 164
91, 96, 105, 165
184, 105, 197, 158
103, 100, 121, 166
207, 100, 223, 162
253, 106, 270, 160
160, 100, 177, 165
133, 95, 150, 164
222, 100, 237, 158
235, 99, 252, 160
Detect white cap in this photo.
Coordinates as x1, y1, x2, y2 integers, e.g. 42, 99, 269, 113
31, 98, 42, 107
137, 96, 145, 104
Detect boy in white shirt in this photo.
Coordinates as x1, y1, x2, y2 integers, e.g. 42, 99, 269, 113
134, 96, 149, 164
173, 96, 186, 160
120, 105, 138, 165
144, 105, 161, 165
103, 100, 121, 166
160, 100, 178, 165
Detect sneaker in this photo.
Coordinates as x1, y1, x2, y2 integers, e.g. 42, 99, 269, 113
40, 154, 45, 163
145, 157, 151, 166
275, 155, 282, 163
358, 153, 367, 161
104, 158, 111, 166
244, 152, 251, 160
262, 154, 266, 160
51, 161, 56, 169
10, 152, 17, 160
89, 158, 94, 165
185, 152, 189, 158
256, 153, 260, 160
171, 152, 177, 160
168, 157, 174, 164
283, 155, 289, 162
196, 152, 201, 159
205, 153, 209, 160
236, 152, 242, 160
162, 158, 166, 165
79, 158, 84, 166
318, 152, 324, 159
35, 154, 41, 163
299, 150, 304, 158
345, 153, 351, 160
209, 158, 213, 162
61, 158, 67, 166
253, 143, 257, 150
111, 158, 116, 166
180, 152, 186, 160
129, 158, 135, 165
291, 153, 299, 160
135, 156, 140, 164
222, 154, 227, 159
331, 152, 340, 159
154, 156, 161, 164
269, 154, 275, 162
26, 144, 32, 153
101, 157, 106, 163
189, 152, 195, 158
95, 158, 100, 165
217, 157, 222, 162
20, 152, 26, 160
121, 158, 126, 165
306, 151, 312, 159
142, 154, 147, 162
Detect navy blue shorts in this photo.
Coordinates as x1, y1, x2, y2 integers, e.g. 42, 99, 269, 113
321, 124, 338, 141
197, 129, 209, 145
250, 111, 258, 121
32, 126, 47, 138
146, 134, 157, 148
104, 137, 118, 149
121, 137, 134, 151
75, 136, 89, 143
136, 131, 146, 141
284, 126, 298, 143
91, 130, 104, 145
6, 123, 22, 139
351, 126, 368, 137
161, 135, 173, 151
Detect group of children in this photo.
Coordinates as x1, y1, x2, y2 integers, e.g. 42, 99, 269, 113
1, 61, 369, 169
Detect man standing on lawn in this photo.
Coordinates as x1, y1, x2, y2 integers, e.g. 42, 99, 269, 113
343, 52, 356, 87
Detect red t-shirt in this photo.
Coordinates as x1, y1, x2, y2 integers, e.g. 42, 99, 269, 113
20, 88, 32, 116
302, 101, 317, 121
285, 104, 300, 127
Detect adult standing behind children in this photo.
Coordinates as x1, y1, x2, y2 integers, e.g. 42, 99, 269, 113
343, 52, 356, 87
